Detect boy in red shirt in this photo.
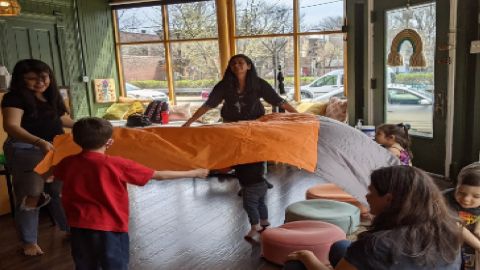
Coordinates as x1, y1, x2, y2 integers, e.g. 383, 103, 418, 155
53, 117, 208, 270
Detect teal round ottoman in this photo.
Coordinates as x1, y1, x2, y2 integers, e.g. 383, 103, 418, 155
285, 199, 360, 234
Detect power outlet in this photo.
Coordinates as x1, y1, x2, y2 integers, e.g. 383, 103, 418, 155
471, 40, 480, 54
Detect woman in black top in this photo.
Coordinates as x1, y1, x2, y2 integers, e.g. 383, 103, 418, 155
285, 166, 462, 270
183, 54, 297, 125
2, 59, 74, 256
183, 54, 297, 239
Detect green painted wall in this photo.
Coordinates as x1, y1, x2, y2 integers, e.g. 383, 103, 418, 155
0, 0, 118, 118
451, 0, 480, 179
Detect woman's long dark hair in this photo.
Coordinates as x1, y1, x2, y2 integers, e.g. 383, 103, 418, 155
222, 54, 261, 94
9, 59, 66, 117
361, 166, 461, 266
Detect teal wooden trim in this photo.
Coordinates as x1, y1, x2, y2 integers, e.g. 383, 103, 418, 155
450, 0, 480, 179
76, 0, 119, 116
20, 0, 72, 7
373, 0, 449, 174
12, 12, 57, 23
346, 0, 367, 126
53, 10, 68, 85
0, 21, 6, 66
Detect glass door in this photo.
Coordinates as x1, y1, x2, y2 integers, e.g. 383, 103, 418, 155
373, 0, 449, 174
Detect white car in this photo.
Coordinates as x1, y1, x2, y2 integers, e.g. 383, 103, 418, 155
125, 82, 168, 102
300, 69, 344, 99
312, 87, 346, 102
386, 86, 433, 134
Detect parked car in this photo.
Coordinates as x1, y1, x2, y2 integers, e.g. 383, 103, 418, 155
299, 69, 344, 99
312, 87, 346, 102
386, 86, 433, 134
125, 82, 168, 102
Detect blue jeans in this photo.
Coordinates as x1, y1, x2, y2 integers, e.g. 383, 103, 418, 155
243, 182, 268, 225
328, 240, 351, 267
4, 140, 69, 244
283, 240, 352, 270
70, 227, 129, 270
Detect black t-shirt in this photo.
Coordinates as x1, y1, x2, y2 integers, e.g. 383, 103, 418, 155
345, 230, 461, 270
1, 92, 66, 142
204, 78, 284, 122
234, 162, 265, 186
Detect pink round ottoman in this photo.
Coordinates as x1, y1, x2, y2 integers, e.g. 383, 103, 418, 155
261, 220, 346, 266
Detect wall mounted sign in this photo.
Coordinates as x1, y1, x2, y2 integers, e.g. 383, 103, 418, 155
94, 79, 117, 103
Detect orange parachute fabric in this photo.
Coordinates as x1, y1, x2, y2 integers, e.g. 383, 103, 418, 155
35, 113, 319, 174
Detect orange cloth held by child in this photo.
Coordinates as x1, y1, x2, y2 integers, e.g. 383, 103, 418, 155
34, 113, 319, 174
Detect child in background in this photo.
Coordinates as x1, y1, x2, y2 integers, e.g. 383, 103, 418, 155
375, 123, 412, 166
236, 162, 271, 240
51, 117, 208, 269
444, 162, 480, 270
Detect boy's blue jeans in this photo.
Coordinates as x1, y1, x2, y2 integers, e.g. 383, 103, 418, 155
4, 140, 69, 244
70, 227, 129, 270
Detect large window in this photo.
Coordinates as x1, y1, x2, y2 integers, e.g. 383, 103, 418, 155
236, 37, 294, 86
120, 44, 168, 99
385, 3, 435, 136
235, 0, 345, 102
115, 1, 218, 107
235, 0, 293, 36
300, 0, 344, 32
117, 7, 164, 43
170, 41, 220, 105
114, 0, 345, 109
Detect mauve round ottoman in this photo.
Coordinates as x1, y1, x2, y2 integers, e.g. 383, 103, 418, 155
261, 220, 346, 266
306, 183, 369, 215
285, 199, 360, 234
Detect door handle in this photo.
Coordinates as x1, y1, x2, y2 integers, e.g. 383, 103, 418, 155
434, 91, 445, 117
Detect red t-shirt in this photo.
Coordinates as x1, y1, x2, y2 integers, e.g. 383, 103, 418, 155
54, 151, 154, 232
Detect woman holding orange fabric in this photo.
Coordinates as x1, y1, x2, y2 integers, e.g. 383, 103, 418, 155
183, 54, 297, 239
2, 59, 74, 256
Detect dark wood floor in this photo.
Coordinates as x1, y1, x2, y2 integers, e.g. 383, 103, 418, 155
0, 164, 326, 270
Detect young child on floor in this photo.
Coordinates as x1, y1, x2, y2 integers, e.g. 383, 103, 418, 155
234, 162, 271, 240
50, 117, 208, 269
444, 162, 480, 270
375, 123, 412, 165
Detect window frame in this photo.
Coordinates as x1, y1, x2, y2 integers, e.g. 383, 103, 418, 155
112, 0, 347, 103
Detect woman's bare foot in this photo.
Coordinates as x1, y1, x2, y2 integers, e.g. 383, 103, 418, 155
23, 243, 44, 256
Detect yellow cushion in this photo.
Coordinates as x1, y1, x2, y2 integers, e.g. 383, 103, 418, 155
305, 102, 329, 115
296, 102, 329, 115
296, 102, 314, 113
103, 101, 145, 120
